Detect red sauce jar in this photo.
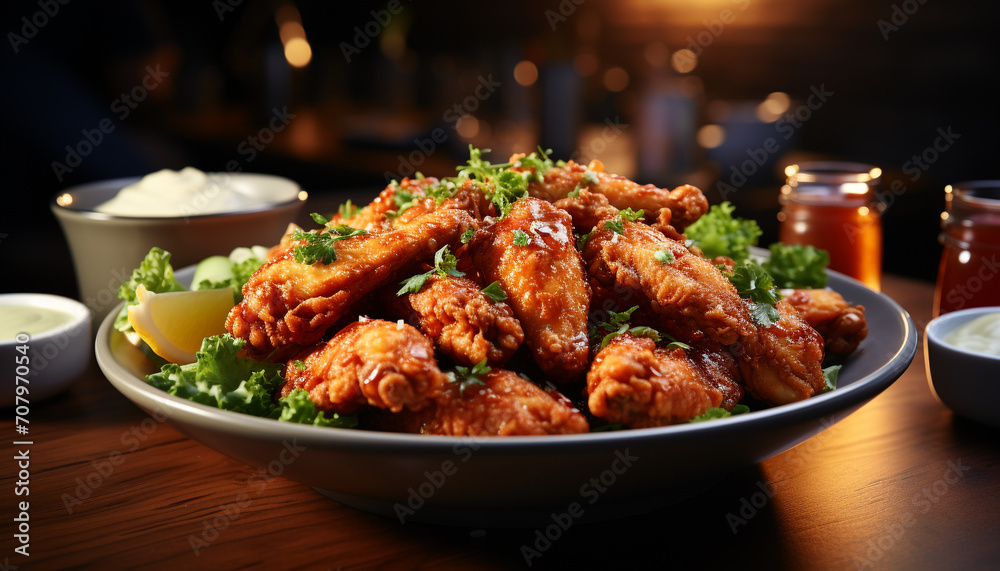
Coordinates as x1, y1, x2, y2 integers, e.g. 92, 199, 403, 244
778, 162, 883, 290
933, 181, 1000, 317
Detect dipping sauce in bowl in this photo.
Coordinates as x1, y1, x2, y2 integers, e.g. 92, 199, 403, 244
0, 306, 78, 340
943, 313, 1000, 357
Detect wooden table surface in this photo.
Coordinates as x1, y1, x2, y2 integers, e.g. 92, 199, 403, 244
3, 273, 999, 570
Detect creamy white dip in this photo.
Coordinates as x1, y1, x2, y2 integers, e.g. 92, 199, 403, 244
944, 313, 1000, 357
95, 168, 265, 217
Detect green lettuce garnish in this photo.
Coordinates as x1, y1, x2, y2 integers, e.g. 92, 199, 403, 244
684, 201, 761, 262
115, 247, 186, 332
146, 334, 355, 428
761, 242, 830, 289
689, 404, 751, 423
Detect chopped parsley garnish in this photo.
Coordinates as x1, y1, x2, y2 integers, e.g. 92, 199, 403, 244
481, 281, 507, 302
452, 145, 553, 217
450, 359, 491, 394
684, 201, 761, 263
724, 261, 782, 326
589, 306, 690, 351
568, 168, 600, 198
512, 229, 530, 246
386, 187, 418, 220
761, 242, 830, 289
338, 200, 358, 220
604, 208, 644, 235
397, 245, 465, 296
654, 249, 675, 264
291, 216, 368, 265
292, 360, 307, 371
689, 404, 751, 423
576, 230, 594, 251
460, 227, 476, 244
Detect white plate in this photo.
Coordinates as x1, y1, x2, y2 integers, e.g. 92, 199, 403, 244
95, 265, 916, 527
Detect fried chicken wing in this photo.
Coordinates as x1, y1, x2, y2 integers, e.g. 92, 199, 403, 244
783, 288, 868, 356
228, 207, 476, 353
375, 368, 589, 436
580, 209, 826, 405
732, 299, 827, 404
582, 213, 755, 345
383, 275, 524, 367
587, 334, 744, 427
519, 158, 708, 231
469, 198, 591, 379
281, 319, 446, 414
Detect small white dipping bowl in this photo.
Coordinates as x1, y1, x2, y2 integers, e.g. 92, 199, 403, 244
1, 294, 92, 407
924, 306, 1000, 428
51, 173, 305, 323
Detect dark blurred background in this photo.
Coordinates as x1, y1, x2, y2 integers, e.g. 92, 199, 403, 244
2, 0, 998, 298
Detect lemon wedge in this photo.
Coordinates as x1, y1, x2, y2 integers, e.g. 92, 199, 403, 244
127, 285, 235, 364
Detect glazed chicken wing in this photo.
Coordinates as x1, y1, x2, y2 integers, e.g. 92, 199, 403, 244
581, 212, 755, 345
518, 158, 708, 231
469, 198, 591, 379
587, 334, 744, 427
783, 288, 868, 356
375, 368, 590, 436
281, 319, 446, 414
228, 207, 476, 353
383, 274, 524, 367
580, 206, 826, 405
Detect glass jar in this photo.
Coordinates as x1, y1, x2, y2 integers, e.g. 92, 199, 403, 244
933, 181, 1000, 317
778, 161, 883, 290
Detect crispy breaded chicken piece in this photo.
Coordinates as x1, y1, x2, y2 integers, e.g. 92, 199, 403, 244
581, 212, 755, 346
587, 334, 743, 427
376, 368, 590, 436
383, 275, 525, 367
783, 288, 868, 356
517, 158, 708, 231
733, 299, 827, 404
281, 319, 447, 414
469, 198, 591, 379
228, 207, 476, 353
580, 208, 826, 405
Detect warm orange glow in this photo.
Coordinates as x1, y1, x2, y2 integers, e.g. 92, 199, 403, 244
696, 124, 725, 149
279, 20, 305, 43
284, 37, 312, 68
671, 49, 697, 73
574, 52, 599, 77
603, 66, 629, 92
56, 193, 73, 207
297, 190, 309, 202
456, 115, 480, 139
513, 60, 539, 86
644, 42, 669, 68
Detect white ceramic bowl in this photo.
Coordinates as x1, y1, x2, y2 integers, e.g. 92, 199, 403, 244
924, 306, 1000, 427
51, 173, 305, 322
1, 294, 92, 407
95, 266, 917, 527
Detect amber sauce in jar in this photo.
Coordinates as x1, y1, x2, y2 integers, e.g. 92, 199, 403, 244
778, 162, 883, 290
933, 182, 1000, 317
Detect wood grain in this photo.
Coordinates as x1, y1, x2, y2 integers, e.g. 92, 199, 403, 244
3, 274, 998, 570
